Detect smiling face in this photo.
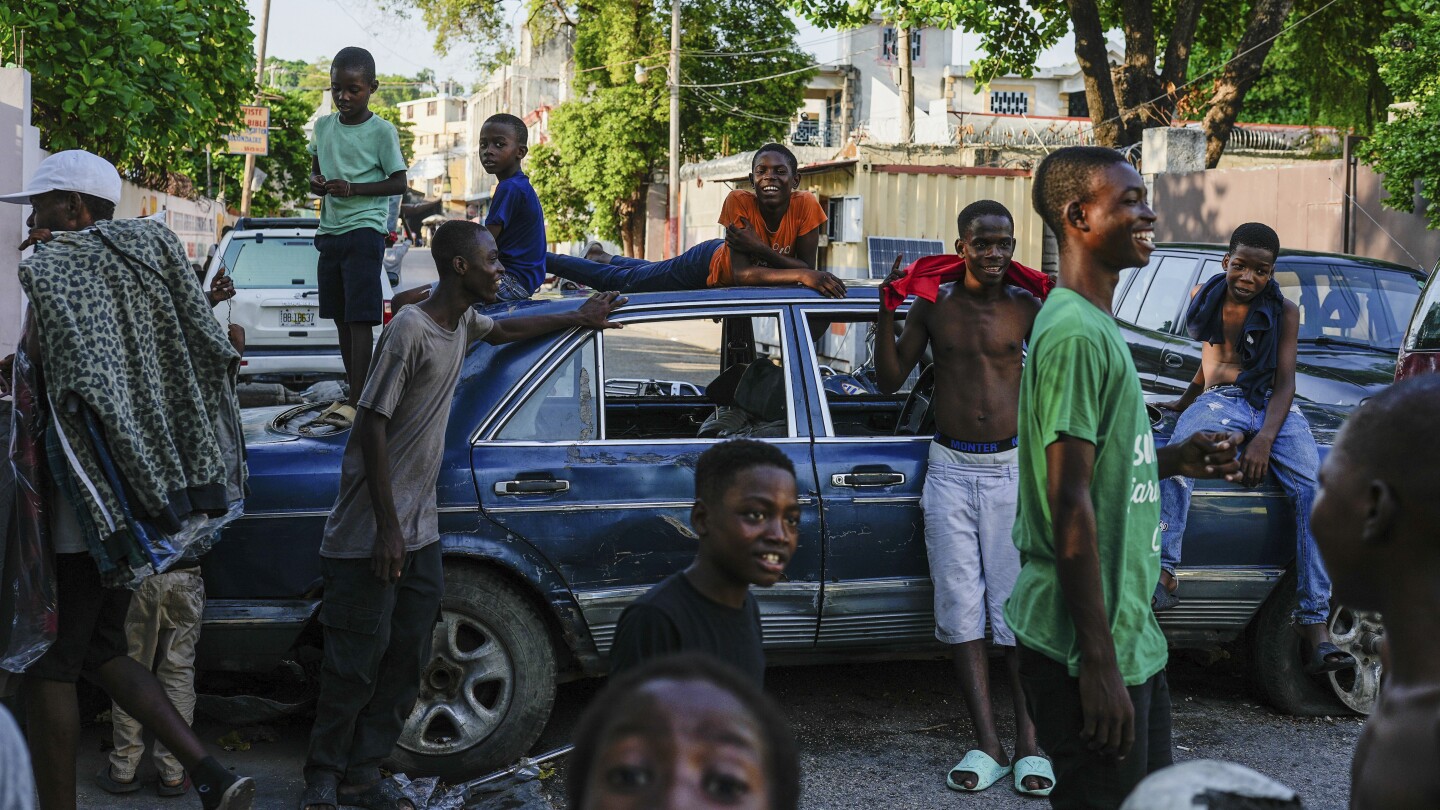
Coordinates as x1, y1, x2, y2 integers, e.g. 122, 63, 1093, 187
455, 229, 505, 304
692, 465, 800, 588
1222, 245, 1276, 304
582, 677, 770, 810
330, 66, 377, 122
479, 121, 526, 179
748, 151, 798, 211
956, 214, 1016, 288
1073, 162, 1156, 272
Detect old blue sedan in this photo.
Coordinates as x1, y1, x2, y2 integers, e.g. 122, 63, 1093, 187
198, 284, 1371, 779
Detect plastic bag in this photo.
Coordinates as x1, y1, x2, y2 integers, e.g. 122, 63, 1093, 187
0, 347, 57, 673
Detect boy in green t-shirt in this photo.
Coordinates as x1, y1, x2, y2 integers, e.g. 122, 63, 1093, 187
1007, 146, 1244, 809
306, 46, 408, 431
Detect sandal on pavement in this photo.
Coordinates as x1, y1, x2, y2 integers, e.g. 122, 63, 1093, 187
341, 778, 416, 810
946, 750, 1013, 792
157, 773, 191, 798
1302, 639, 1357, 675
1152, 580, 1180, 612
95, 765, 143, 794
298, 779, 337, 810
1013, 756, 1056, 798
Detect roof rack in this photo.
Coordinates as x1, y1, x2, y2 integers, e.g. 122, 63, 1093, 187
233, 217, 320, 231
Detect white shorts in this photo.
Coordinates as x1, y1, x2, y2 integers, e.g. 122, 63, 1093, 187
921, 442, 1021, 646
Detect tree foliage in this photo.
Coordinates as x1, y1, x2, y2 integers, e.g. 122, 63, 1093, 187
0, 0, 255, 183
375, 0, 512, 71
1361, 3, 1440, 228
166, 91, 313, 216
262, 56, 437, 110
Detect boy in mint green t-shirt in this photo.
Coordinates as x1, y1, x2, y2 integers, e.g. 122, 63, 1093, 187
306, 46, 408, 431
1007, 147, 1244, 809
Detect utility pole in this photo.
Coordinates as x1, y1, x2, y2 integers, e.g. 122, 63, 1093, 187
667, 0, 681, 259
240, 0, 272, 217
898, 25, 914, 143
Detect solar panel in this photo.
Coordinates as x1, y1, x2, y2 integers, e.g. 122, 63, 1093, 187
867, 237, 947, 279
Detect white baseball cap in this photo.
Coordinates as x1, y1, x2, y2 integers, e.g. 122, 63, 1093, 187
0, 149, 123, 206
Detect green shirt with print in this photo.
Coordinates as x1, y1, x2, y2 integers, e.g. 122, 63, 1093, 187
307, 112, 407, 236
1004, 288, 1168, 686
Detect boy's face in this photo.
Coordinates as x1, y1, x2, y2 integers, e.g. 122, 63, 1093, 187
956, 215, 1016, 287
1072, 162, 1155, 271
692, 465, 799, 589
330, 66, 377, 119
479, 122, 527, 176
458, 231, 505, 304
584, 677, 769, 810
1313, 440, 1387, 610
749, 153, 797, 209
1222, 246, 1276, 304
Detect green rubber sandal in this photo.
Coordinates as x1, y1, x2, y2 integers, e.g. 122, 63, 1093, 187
946, 750, 1013, 792
1014, 755, 1056, 797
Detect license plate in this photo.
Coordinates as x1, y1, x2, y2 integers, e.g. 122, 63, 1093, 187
280, 308, 316, 327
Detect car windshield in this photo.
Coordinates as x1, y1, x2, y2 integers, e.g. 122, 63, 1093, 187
1275, 262, 1423, 352
220, 236, 319, 289
1405, 273, 1440, 352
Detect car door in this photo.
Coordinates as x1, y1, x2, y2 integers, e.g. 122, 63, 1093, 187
1117, 253, 1201, 391
469, 305, 823, 658
796, 305, 934, 648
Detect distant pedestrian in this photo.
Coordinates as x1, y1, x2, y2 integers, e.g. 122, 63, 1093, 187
1312, 375, 1440, 810
608, 440, 799, 686
300, 221, 623, 810
546, 144, 845, 297
567, 653, 800, 810
306, 46, 409, 431
875, 200, 1052, 796
1006, 146, 1244, 810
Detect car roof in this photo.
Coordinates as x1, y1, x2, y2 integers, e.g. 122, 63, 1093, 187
232, 217, 320, 232
477, 282, 887, 319
1155, 242, 1426, 277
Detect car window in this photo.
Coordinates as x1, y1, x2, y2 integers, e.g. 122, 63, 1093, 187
1406, 273, 1440, 352
495, 337, 599, 442
1133, 257, 1199, 333
1115, 256, 1162, 323
220, 236, 319, 289
1112, 266, 1139, 310
1280, 262, 1422, 350
806, 314, 912, 437
1200, 259, 1224, 287
600, 315, 789, 441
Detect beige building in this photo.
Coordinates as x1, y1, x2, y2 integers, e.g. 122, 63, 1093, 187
401, 89, 471, 208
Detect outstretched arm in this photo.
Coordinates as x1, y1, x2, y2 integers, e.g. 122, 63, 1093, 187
483, 291, 627, 344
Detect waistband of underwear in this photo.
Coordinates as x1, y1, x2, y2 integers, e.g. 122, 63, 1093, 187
932, 432, 1019, 454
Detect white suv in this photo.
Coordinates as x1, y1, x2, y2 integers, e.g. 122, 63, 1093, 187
204, 218, 394, 389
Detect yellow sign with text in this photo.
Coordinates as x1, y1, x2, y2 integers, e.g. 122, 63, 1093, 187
225, 105, 270, 155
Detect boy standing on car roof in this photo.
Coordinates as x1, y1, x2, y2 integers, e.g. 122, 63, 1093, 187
1313, 375, 1440, 810
873, 200, 1053, 797
608, 439, 800, 687
1153, 223, 1354, 676
306, 46, 409, 432
301, 221, 624, 810
1009, 146, 1244, 809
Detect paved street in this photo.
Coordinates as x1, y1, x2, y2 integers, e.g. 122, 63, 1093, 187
74, 650, 1359, 808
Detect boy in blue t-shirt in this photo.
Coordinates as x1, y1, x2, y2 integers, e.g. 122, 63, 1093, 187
306, 46, 408, 431
480, 113, 545, 299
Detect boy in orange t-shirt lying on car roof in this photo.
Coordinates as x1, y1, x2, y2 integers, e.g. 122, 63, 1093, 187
545, 143, 846, 297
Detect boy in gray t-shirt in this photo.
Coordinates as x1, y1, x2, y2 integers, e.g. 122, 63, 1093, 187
301, 221, 625, 810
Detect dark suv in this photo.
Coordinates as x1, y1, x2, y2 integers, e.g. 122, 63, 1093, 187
1113, 245, 1426, 439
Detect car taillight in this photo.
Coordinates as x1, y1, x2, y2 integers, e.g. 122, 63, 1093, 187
1396, 351, 1440, 381
382, 300, 393, 325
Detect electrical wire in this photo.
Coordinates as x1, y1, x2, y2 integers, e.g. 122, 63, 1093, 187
676, 44, 880, 89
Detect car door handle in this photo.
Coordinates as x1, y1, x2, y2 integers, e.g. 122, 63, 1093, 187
1163, 353, 1184, 368
832, 472, 906, 487
494, 479, 571, 495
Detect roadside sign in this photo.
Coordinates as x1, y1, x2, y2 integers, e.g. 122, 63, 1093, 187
225, 105, 270, 155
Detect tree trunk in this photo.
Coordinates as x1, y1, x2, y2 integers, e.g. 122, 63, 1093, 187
1066, 0, 1125, 147
1201, 0, 1297, 167
1158, 0, 1206, 121
899, 25, 914, 143
617, 188, 644, 258
1114, 0, 1158, 144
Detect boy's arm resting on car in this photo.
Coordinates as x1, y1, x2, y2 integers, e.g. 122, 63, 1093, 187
481, 291, 628, 345
729, 227, 845, 298
1241, 301, 1300, 485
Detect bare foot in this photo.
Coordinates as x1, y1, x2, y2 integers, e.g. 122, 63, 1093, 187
583, 241, 612, 264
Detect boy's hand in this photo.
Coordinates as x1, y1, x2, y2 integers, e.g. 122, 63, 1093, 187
310, 174, 328, 196
209, 269, 236, 305
19, 228, 53, 251
371, 524, 406, 584
1078, 657, 1136, 759
1239, 434, 1274, 487
323, 179, 353, 198
1170, 430, 1245, 481
1156, 399, 1186, 412
804, 270, 847, 299
575, 291, 627, 330
725, 217, 768, 256
880, 253, 906, 294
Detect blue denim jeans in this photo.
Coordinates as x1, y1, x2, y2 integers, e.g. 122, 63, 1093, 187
1158, 385, 1331, 625
545, 240, 722, 292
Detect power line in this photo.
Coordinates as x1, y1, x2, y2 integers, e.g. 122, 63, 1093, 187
676, 44, 880, 89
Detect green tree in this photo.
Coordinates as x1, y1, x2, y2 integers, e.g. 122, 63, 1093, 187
0, 1, 255, 184
1360, 4, 1440, 228
376, 0, 512, 71
169, 91, 314, 216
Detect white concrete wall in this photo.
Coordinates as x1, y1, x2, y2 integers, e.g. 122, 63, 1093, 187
0, 69, 42, 357
840, 23, 952, 142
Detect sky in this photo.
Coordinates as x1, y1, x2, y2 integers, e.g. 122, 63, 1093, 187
247, 0, 1083, 90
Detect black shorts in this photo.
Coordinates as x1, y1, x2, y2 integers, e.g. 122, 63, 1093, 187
316, 229, 385, 323
27, 553, 133, 683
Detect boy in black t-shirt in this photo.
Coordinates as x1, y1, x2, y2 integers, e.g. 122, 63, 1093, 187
608, 440, 800, 685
